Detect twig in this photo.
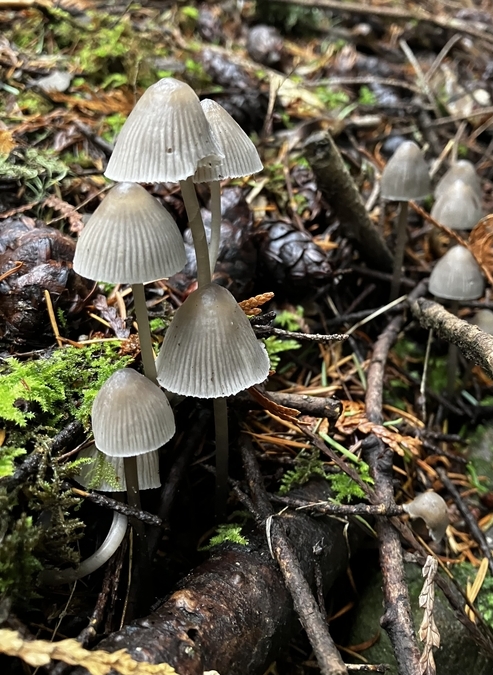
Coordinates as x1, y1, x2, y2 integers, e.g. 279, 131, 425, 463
252, 324, 348, 343
240, 435, 348, 675
71, 488, 162, 527
239, 388, 342, 422
272, 493, 404, 517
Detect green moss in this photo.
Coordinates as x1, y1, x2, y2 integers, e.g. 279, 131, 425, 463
201, 524, 249, 550
263, 335, 301, 371
15, 91, 53, 115
279, 449, 328, 494
0, 503, 42, 601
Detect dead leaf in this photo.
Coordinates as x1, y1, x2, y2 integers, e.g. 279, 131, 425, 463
0, 129, 16, 157
44, 195, 85, 233
248, 386, 300, 422
469, 215, 493, 283
239, 292, 274, 315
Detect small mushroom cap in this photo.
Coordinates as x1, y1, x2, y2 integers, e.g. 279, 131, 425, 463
381, 140, 430, 201
471, 309, 493, 335
430, 180, 482, 231
429, 245, 484, 301
156, 283, 270, 398
105, 78, 223, 183
92, 369, 175, 457
193, 99, 263, 183
435, 160, 481, 200
74, 182, 186, 283
403, 491, 449, 542
76, 445, 160, 491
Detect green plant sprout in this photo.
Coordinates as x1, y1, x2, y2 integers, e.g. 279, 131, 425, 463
263, 335, 301, 371
200, 524, 249, 550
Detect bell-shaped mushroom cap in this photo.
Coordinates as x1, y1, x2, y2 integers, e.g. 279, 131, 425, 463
76, 445, 160, 491
156, 283, 270, 398
430, 180, 482, 231
472, 309, 493, 335
74, 182, 186, 283
403, 491, 449, 542
193, 99, 263, 183
92, 369, 175, 457
429, 245, 484, 301
105, 78, 223, 183
435, 160, 481, 200
381, 140, 430, 201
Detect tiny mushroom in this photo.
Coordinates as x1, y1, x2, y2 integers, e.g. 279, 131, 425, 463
430, 179, 482, 232
403, 491, 449, 542
434, 160, 481, 200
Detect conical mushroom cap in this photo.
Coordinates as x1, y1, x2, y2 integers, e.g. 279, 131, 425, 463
403, 491, 449, 542
430, 180, 482, 231
156, 283, 270, 398
435, 160, 481, 200
92, 369, 175, 457
74, 182, 186, 283
193, 99, 263, 183
429, 245, 484, 301
76, 445, 160, 491
472, 309, 493, 335
105, 78, 223, 183
381, 140, 430, 201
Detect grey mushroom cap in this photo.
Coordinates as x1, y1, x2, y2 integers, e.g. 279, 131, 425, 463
76, 445, 160, 491
435, 160, 481, 200
403, 491, 449, 542
430, 180, 482, 231
104, 77, 223, 183
156, 283, 270, 398
92, 369, 175, 457
381, 140, 430, 201
471, 309, 493, 335
429, 245, 484, 301
73, 182, 186, 284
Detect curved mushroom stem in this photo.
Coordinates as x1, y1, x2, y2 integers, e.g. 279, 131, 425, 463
131, 283, 157, 384
39, 512, 128, 585
208, 180, 222, 275
213, 397, 229, 520
390, 201, 409, 301
179, 177, 212, 288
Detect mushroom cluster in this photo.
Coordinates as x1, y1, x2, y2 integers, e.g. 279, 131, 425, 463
55, 78, 270, 583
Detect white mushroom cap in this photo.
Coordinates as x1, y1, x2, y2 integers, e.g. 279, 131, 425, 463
76, 444, 160, 491
430, 180, 482, 231
105, 78, 223, 183
92, 369, 175, 457
403, 491, 449, 542
429, 245, 484, 301
74, 182, 186, 283
381, 140, 430, 201
193, 99, 263, 183
156, 283, 270, 398
435, 160, 481, 200
471, 309, 493, 335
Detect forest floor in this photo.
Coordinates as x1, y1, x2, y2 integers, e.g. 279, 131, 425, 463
1, 1, 493, 674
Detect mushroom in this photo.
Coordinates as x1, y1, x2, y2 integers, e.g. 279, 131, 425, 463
430, 179, 482, 233
74, 182, 186, 383
403, 491, 449, 542
76, 444, 161, 492
471, 308, 493, 335
429, 245, 484, 394
381, 140, 430, 300
434, 160, 481, 200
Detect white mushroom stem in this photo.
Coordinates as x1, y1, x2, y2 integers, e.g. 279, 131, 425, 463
131, 283, 157, 384
39, 512, 128, 585
390, 201, 409, 301
179, 177, 212, 288
208, 180, 222, 274
213, 397, 229, 519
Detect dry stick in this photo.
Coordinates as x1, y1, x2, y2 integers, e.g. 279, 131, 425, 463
437, 468, 493, 578
272, 493, 405, 517
363, 281, 428, 675
71, 488, 162, 527
304, 130, 393, 273
411, 298, 493, 380
240, 435, 348, 675
253, 324, 349, 343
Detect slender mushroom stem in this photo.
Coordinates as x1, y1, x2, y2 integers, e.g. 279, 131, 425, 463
446, 299, 459, 395
39, 512, 128, 585
390, 201, 409, 301
213, 397, 229, 519
131, 283, 157, 384
208, 180, 222, 275
179, 177, 211, 288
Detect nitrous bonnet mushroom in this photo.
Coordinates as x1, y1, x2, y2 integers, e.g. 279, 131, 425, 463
403, 491, 449, 542
430, 180, 482, 231
429, 245, 484, 302
77, 444, 161, 491
381, 140, 430, 300
435, 160, 481, 200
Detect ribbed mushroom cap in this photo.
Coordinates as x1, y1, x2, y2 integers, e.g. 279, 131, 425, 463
92, 369, 175, 457
430, 180, 483, 231
76, 445, 160, 491
471, 309, 493, 335
381, 140, 430, 201
74, 182, 186, 283
105, 78, 223, 183
429, 245, 484, 301
156, 283, 270, 398
193, 99, 263, 183
435, 160, 481, 200
403, 492, 449, 542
